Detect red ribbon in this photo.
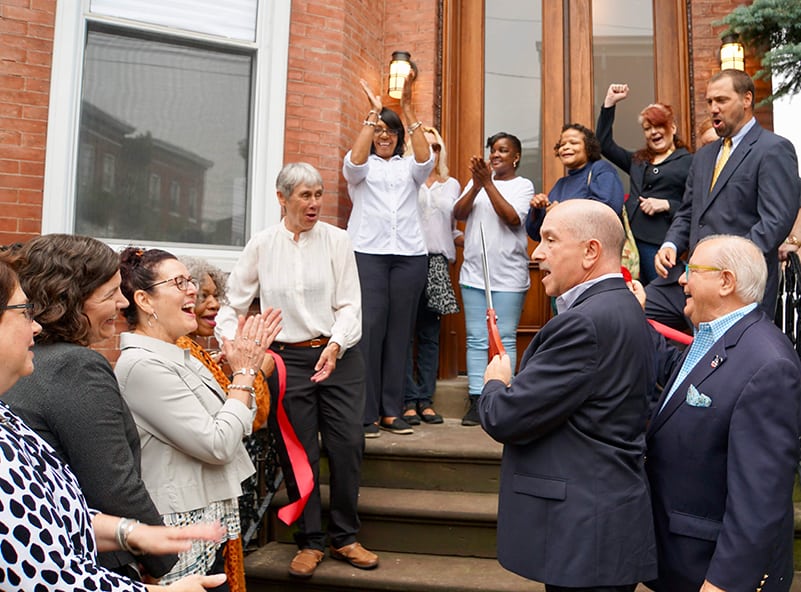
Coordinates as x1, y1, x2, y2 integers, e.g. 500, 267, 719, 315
268, 350, 313, 525
648, 319, 693, 345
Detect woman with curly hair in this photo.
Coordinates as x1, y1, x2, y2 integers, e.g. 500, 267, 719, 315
3, 234, 178, 582
525, 123, 625, 241
178, 256, 274, 592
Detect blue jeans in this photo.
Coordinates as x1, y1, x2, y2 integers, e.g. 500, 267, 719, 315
461, 285, 526, 396
637, 240, 660, 286
404, 298, 441, 406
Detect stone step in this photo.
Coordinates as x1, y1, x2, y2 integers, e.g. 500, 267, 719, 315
245, 541, 536, 592
431, 376, 470, 419
245, 541, 666, 592
359, 417, 502, 493
271, 484, 499, 558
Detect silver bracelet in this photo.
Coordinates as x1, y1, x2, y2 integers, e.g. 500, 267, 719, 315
227, 383, 256, 408
232, 368, 257, 377
407, 120, 423, 134
115, 518, 141, 555
363, 119, 377, 127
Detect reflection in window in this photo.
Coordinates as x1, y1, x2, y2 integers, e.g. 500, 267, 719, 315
484, 2, 542, 193
102, 154, 115, 191
148, 173, 160, 207
592, 1, 654, 192
76, 30, 252, 246
169, 181, 180, 214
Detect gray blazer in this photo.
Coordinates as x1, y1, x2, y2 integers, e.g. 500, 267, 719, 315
4, 342, 176, 577
115, 333, 254, 514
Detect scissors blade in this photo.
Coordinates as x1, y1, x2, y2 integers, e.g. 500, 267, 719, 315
480, 222, 493, 309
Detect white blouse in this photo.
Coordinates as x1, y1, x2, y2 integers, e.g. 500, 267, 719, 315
419, 176, 462, 262
458, 175, 535, 292
343, 151, 434, 255
216, 221, 362, 353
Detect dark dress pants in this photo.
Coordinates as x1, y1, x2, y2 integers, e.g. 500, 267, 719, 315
269, 346, 365, 550
355, 253, 427, 423
404, 295, 441, 406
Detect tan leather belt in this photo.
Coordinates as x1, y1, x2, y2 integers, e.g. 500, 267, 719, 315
274, 336, 330, 349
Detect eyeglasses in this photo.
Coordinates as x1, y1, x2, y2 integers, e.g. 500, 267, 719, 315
1, 302, 34, 321
145, 275, 199, 292
684, 263, 724, 282
374, 126, 399, 137
430, 143, 441, 152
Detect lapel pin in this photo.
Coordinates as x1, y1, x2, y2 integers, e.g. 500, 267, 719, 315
711, 355, 723, 368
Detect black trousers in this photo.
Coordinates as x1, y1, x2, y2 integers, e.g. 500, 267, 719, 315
269, 346, 365, 550
355, 252, 427, 423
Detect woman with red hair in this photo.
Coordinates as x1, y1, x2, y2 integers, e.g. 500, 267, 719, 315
597, 83, 693, 284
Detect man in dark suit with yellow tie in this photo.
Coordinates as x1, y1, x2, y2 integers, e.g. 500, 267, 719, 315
646, 234, 801, 592
646, 69, 800, 331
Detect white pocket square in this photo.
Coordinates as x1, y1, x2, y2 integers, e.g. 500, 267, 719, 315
686, 384, 712, 408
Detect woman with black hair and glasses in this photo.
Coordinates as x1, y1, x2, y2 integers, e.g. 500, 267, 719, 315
115, 247, 280, 589
343, 71, 434, 437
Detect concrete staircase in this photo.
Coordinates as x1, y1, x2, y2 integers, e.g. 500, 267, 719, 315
244, 377, 801, 591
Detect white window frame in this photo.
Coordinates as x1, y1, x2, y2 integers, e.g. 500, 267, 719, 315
42, 0, 291, 271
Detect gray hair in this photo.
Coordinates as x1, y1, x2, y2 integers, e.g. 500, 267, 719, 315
276, 162, 324, 197
697, 234, 766, 304
179, 256, 228, 305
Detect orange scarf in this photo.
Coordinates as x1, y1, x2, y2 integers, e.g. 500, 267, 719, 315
175, 336, 270, 431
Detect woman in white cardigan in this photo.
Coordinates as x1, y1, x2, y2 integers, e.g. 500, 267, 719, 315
115, 247, 280, 589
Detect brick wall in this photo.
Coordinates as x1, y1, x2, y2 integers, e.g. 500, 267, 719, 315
283, 0, 439, 229
0, 0, 55, 245
689, 0, 772, 130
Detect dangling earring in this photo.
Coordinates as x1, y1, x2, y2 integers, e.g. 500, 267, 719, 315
147, 311, 159, 327
514, 159, 519, 168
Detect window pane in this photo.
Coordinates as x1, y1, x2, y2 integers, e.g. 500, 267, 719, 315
592, 0, 654, 192
485, 2, 542, 193
76, 30, 252, 246
90, 0, 258, 42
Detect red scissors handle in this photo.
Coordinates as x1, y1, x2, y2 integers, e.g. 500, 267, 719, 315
487, 307, 506, 360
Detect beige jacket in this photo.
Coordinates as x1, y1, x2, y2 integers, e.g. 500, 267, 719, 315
115, 332, 255, 514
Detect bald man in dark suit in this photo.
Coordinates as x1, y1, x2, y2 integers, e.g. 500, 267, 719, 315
481, 200, 657, 592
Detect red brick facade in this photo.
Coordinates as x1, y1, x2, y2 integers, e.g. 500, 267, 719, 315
0, 0, 55, 245
283, 0, 438, 226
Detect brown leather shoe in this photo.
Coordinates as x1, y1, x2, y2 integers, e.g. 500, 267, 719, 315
329, 542, 379, 569
288, 548, 324, 578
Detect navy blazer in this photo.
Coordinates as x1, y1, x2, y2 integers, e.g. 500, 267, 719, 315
480, 278, 657, 587
647, 310, 801, 592
665, 123, 800, 313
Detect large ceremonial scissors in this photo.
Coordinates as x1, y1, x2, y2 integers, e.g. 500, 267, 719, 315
480, 222, 507, 360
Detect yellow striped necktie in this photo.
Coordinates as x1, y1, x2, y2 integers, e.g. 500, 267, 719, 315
710, 137, 732, 190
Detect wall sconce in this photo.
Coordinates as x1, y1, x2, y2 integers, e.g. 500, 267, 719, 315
720, 34, 745, 71
388, 51, 412, 99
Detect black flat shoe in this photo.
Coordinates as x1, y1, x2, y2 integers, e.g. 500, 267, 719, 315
379, 417, 414, 435
403, 403, 421, 425
417, 404, 443, 424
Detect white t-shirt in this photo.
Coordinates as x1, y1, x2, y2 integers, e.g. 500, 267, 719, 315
419, 176, 461, 262
458, 175, 534, 292
342, 151, 434, 255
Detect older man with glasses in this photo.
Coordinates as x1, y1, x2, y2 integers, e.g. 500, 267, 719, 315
646, 234, 801, 592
